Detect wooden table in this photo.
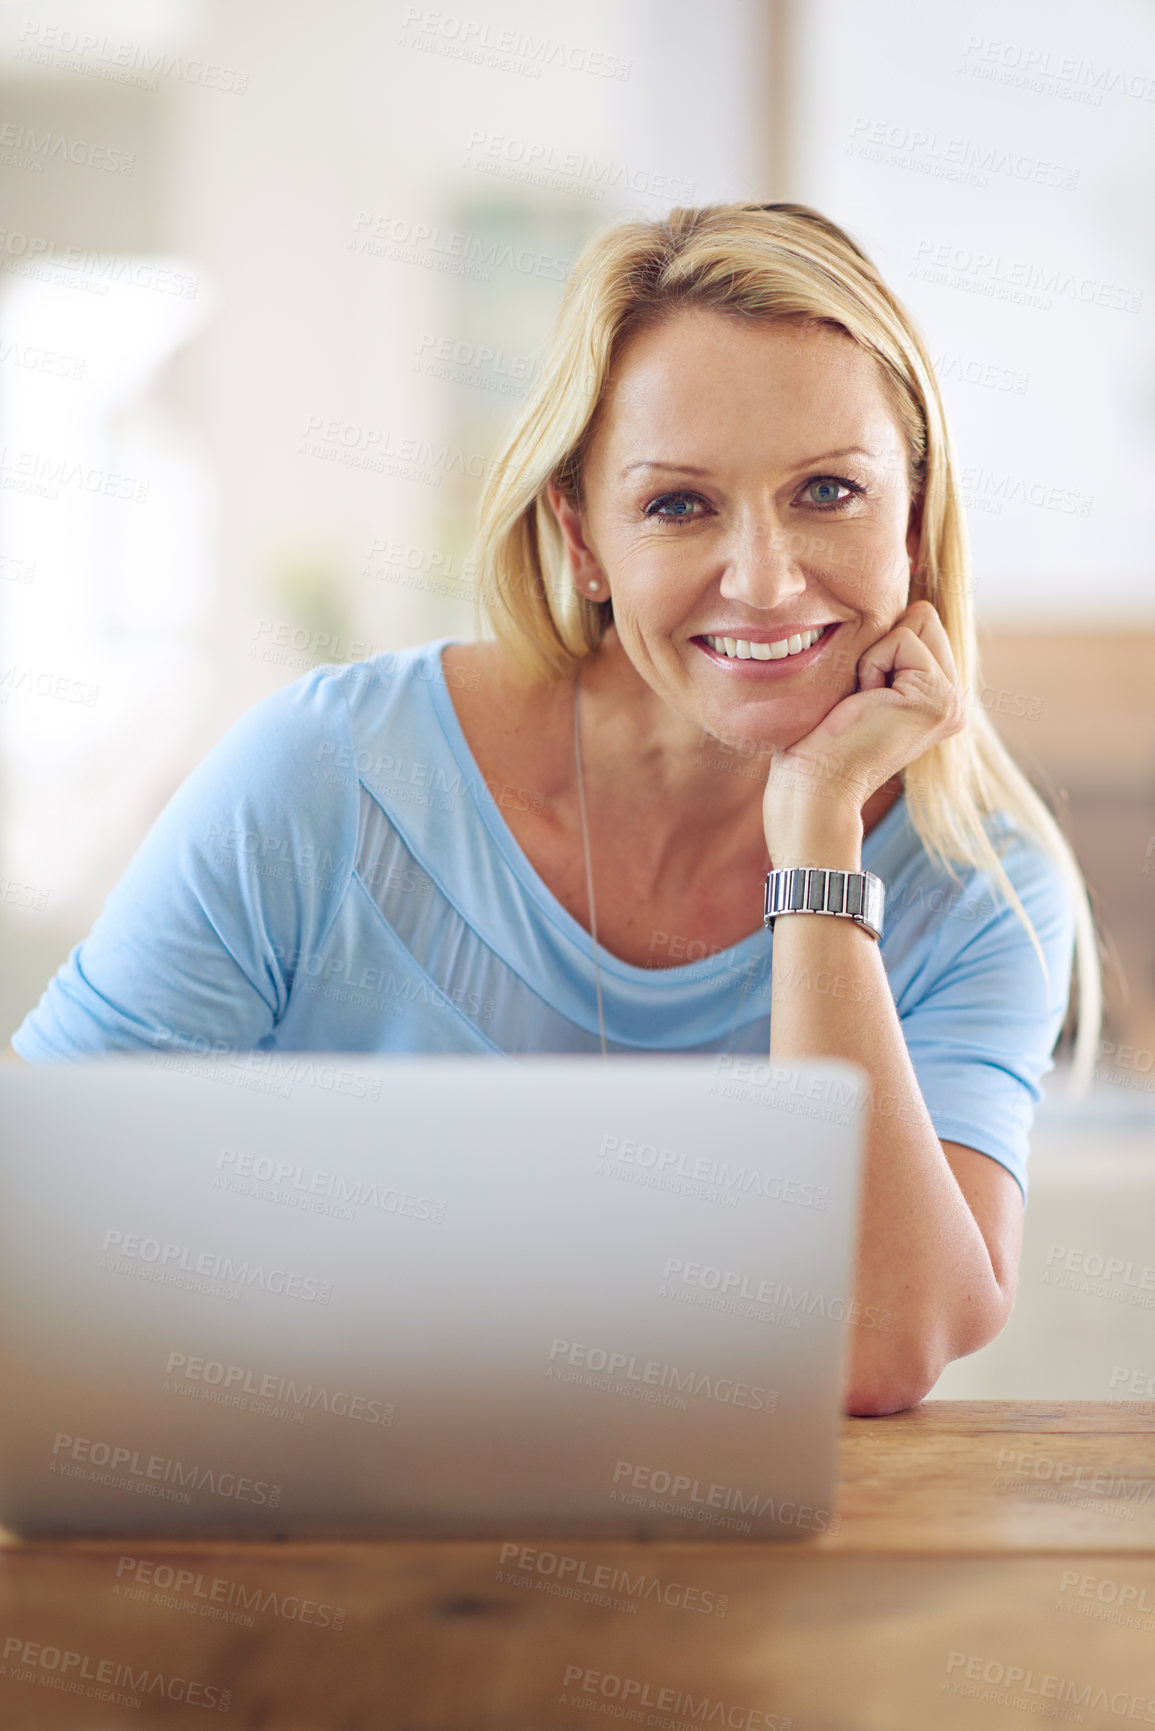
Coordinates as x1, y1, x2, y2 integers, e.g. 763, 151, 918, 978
1, 1402, 1153, 1730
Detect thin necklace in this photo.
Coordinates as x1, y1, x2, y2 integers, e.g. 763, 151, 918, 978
572, 661, 765, 1060
573, 659, 608, 1056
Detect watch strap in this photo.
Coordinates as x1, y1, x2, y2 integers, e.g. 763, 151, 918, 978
764, 867, 885, 941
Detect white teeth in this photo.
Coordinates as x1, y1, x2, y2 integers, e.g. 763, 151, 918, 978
704, 627, 825, 661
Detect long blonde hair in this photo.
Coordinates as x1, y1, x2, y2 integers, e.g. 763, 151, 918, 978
473, 201, 1102, 1095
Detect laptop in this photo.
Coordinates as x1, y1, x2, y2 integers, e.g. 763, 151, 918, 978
0, 1052, 866, 1541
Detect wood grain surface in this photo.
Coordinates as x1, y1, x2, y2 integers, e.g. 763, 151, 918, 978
1, 1402, 1152, 1730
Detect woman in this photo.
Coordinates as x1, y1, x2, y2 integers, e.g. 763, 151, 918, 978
8, 202, 1101, 1415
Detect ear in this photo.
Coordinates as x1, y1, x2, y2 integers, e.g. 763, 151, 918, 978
545, 480, 608, 596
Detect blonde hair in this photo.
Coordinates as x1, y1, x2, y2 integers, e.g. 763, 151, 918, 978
474, 201, 1102, 1095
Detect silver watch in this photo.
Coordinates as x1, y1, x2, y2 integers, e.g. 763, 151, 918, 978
763, 867, 885, 942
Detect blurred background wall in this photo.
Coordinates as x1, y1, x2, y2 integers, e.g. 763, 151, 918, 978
1, 0, 1153, 1394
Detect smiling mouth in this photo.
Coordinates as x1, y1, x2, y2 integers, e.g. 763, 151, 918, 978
694, 624, 838, 666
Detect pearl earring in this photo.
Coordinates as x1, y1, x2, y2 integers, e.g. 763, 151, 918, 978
588, 579, 601, 592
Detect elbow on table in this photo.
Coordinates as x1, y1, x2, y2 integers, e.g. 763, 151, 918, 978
842, 1321, 955, 1416
842, 1362, 938, 1418
841, 1323, 945, 1415
842, 1293, 1015, 1417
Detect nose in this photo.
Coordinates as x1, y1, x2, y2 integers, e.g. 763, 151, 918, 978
716, 512, 810, 612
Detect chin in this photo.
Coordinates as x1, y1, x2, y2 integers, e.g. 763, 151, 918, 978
706, 694, 838, 749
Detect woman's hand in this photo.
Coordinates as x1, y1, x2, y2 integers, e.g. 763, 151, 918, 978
762, 600, 967, 849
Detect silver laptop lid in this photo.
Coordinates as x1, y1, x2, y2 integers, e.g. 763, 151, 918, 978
0, 1054, 866, 1540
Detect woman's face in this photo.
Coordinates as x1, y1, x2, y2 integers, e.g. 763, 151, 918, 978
555, 307, 921, 755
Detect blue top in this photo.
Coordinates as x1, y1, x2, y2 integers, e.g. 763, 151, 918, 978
12, 637, 1075, 1199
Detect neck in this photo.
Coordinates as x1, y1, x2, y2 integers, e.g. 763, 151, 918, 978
574, 629, 766, 846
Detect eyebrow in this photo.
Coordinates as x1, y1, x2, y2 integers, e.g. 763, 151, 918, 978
620, 447, 878, 479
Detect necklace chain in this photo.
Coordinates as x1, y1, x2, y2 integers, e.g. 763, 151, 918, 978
572, 661, 763, 1060
573, 660, 608, 1056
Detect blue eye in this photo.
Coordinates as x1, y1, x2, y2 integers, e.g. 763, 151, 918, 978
645, 491, 704, 521
643, 478, 863, 520
802, 476, 862, 508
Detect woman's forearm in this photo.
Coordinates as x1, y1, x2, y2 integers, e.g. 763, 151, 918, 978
767, 803, 1009, 1416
